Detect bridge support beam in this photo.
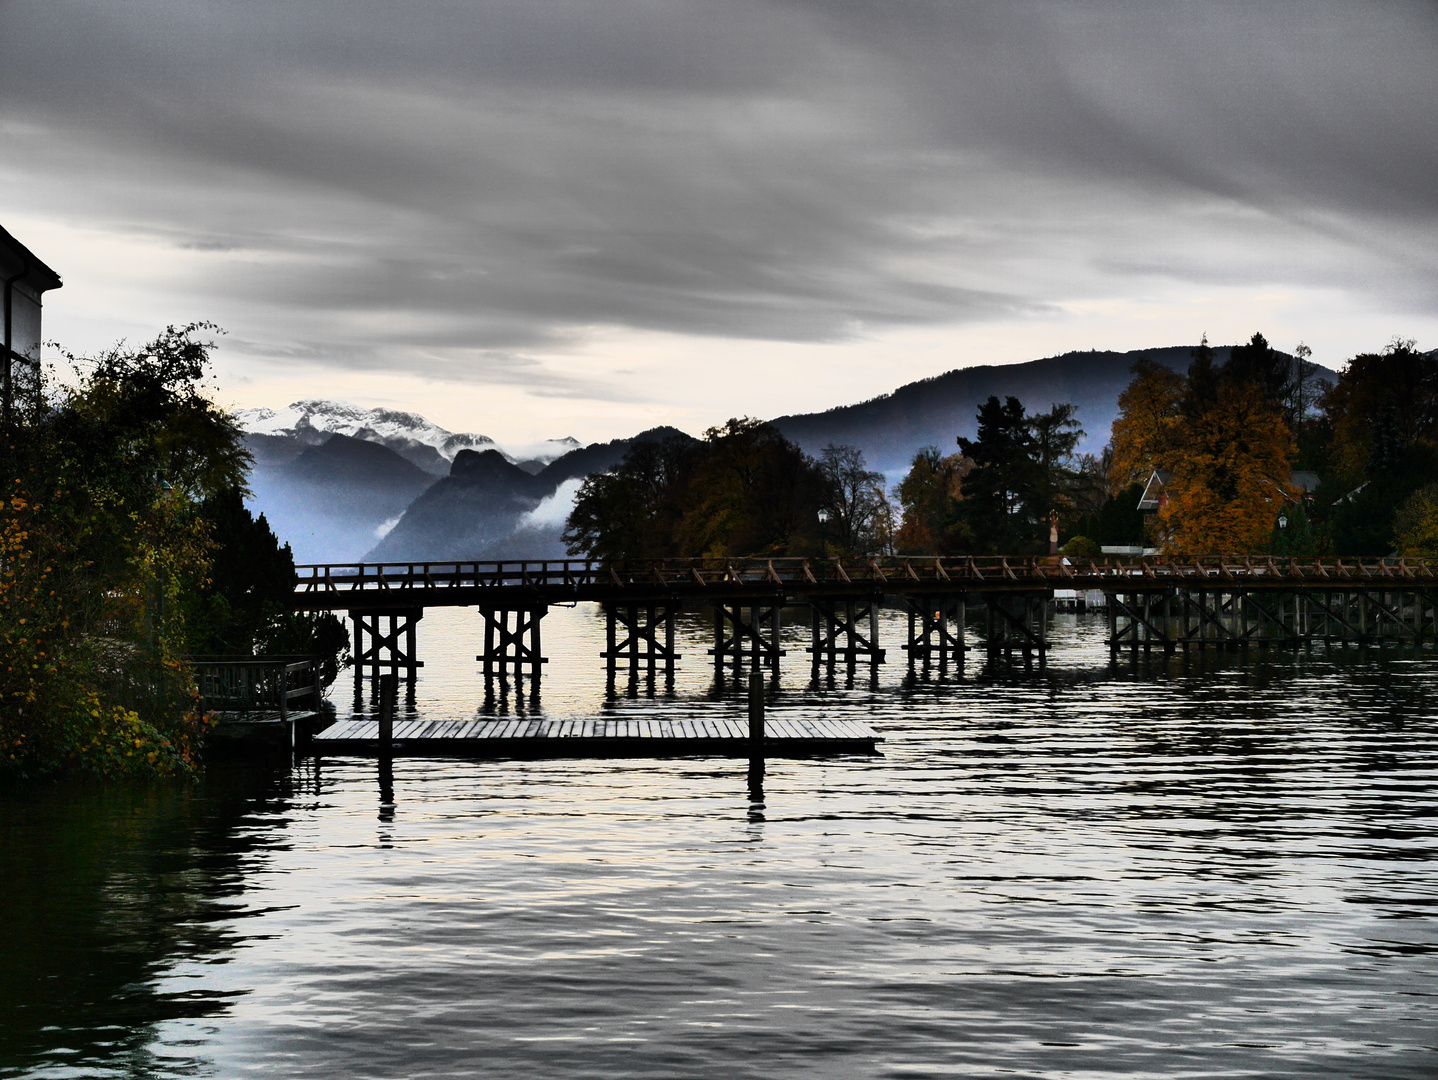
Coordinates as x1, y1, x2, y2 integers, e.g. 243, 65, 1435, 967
1105, 586, 1438, 653
711, 602, 785, 672
476, 603, 548, 681
982, 593, 1049, 659
350, 608, 425, 686
900, 595, 964, 672
602, 603, 680, 679
807, 598, 885, 672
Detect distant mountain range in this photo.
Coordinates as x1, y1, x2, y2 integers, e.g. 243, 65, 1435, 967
777, 346, 1227, 474
239, 345, 1339, 563
235, 399, 581, 475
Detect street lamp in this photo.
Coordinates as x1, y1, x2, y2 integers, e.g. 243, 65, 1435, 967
1277, 510, 1288, 559
817, 507, 829, 583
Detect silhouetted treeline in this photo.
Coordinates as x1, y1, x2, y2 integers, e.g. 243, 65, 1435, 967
562, 419, 892, 560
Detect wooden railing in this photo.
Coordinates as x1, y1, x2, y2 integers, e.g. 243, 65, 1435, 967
291, 555, 1438, 601
194, 656, 321, 718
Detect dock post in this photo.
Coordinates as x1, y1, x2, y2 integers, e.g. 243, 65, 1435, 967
748, 669, 765, 746
378, 672, 397, 755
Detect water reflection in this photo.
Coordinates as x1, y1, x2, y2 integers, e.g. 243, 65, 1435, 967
0, 765, 297, 1076
5, 614, 1438, 1078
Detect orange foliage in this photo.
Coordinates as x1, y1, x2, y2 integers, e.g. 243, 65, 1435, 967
1158, 382, 1297, 555
1108, 359, 1184, 492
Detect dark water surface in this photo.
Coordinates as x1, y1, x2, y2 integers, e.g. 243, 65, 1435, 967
4, 609, 1438, 1079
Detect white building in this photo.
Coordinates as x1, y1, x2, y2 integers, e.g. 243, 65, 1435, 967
1, 224, 63, 422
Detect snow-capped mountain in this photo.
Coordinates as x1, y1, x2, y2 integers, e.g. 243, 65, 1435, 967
233, 400, 581, 475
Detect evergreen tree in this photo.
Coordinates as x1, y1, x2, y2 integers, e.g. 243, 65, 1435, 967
956, 396, 1039, 553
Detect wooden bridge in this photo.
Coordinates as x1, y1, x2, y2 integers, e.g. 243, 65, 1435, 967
292, 555, 1438, 686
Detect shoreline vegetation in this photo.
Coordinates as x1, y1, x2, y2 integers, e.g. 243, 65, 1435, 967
563, 334, 1438, 565
1, 326, 345, 782
5, 327, 1434, 783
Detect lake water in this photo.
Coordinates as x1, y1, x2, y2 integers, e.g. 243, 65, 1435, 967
4, 607, 1438, 1078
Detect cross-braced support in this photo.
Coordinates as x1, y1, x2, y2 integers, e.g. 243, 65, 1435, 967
807, 598, 886, 671
350, 608, 425, 685
982, 593, 1049, 657
711, 602, 785, 672
900, 595, 964, 671
1106, 586, 1437, 653
602, 603, 681, 677
476, 604, 548, 680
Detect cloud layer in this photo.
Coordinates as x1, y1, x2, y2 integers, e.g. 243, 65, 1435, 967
3, 1, 1435, 428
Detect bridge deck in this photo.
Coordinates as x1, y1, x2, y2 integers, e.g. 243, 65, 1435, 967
311, 716, 881, 756
292, 556, 1438, 611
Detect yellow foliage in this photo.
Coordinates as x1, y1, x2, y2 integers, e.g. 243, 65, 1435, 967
1394, 486, 1438, 557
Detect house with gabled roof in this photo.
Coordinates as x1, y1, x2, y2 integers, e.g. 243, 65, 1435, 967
1, 224, 63, 423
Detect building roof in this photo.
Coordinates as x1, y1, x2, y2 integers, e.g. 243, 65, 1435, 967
1137, 469, 1171, 511
0, 224, 62, 293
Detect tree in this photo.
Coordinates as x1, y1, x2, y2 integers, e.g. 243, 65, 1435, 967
818, 444, 889, 556
675, 419, 820, 557
956, 396, 1040, 553
563, 421, 826, 560
1108, 358, 1184, 491
1223, 331, 1292, 411
1160, 380, 1298, 554
1028, 402, 1086, 535
894, 446, 971, 554
2, 323, 344, 778
2, 324, 248, 777
1271, 499, 1316, 557
1318, 338, 1438, 554
1393, 485, 1438, 558
563, 435, 698, 561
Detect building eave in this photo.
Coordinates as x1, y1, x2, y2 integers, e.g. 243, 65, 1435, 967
0, 224, 62, 293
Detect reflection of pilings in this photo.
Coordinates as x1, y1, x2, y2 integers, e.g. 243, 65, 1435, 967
1105, 586, 1437, 652
900, 595, 964, 672
476, 603, 548, 679
710, 602, 785, 672
350, 607, 424, 685
982, 593, 1049, 657
807, 598, 885, 672
601, 603, 680, 677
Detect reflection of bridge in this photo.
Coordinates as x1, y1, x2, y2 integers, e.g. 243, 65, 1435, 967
292, 556, 1438, 687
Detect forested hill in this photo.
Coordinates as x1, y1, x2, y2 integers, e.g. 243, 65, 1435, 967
772, 345, 1324, 474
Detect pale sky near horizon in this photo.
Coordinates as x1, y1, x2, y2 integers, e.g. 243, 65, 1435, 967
4, 1, 1436, 444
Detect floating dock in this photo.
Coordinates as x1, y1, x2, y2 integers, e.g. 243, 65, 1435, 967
311, 716, 881, 756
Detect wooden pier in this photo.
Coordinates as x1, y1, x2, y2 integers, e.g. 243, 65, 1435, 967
311, 715, 881, 757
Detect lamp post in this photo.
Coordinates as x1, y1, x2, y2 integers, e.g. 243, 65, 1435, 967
1277, 510, 1288, 558
817, 507, 829, 583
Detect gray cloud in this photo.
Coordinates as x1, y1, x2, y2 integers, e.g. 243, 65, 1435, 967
2, 0, 1435, 390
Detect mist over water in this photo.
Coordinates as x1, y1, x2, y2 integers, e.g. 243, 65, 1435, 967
4, 612, 1437, 1078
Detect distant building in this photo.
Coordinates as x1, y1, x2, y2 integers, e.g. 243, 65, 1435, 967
1, 224, 63, 422
1137, 467, 1318, 514
1137, 469, 1171, 512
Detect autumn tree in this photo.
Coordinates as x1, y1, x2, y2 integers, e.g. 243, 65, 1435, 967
894, 446, 972, 554
1108, 357, 1184, 491
1394, 485, 1438, 557
1160, 379, 1297, 554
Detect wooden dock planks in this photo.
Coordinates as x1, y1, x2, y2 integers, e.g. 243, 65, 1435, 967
311, 713, 880, 756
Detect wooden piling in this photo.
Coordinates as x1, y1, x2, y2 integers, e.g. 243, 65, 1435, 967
378, 671, 398, 755
748, 670, 764, 746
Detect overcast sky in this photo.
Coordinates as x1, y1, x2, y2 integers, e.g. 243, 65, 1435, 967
4, 1, 1436, 442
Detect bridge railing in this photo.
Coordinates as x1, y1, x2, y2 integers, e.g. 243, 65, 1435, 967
293, 555, 1438, 596
194, 656, 321, 718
